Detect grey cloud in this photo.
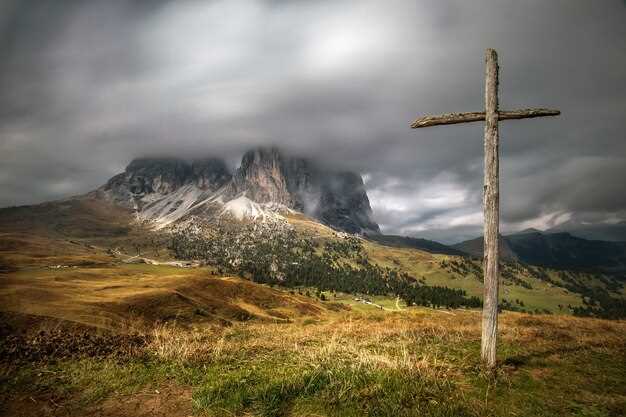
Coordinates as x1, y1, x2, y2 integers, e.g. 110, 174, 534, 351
1, 0, 625, 243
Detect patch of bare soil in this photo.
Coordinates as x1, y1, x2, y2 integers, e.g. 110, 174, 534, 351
0, 385, 193, 417
0, 394, 61, 417
1, 330, 148, 363
89, 385, 193, 417
0, 312, 149, 363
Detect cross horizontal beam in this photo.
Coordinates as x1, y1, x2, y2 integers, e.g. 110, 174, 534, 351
411, 108, 560, 128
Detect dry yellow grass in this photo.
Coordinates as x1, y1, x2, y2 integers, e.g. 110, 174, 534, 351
2, 289, 624, 417
147, 308, 626, 375
138, 308, 626, 416
0, 264, 330, 331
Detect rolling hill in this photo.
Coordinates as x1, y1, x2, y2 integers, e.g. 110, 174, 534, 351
364, 233, 465, 256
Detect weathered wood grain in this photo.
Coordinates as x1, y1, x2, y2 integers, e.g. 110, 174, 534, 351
481, 48, 500, 369
410, 108, 560, 128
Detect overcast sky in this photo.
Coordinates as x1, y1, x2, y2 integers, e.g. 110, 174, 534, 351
1, 0, 625, 243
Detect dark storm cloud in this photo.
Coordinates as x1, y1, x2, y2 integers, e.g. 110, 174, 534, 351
1, 0, 625, 243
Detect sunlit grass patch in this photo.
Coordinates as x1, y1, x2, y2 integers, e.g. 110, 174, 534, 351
192, 359, 475, 417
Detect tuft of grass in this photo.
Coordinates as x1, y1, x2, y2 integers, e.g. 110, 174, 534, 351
192, 360, 475, 417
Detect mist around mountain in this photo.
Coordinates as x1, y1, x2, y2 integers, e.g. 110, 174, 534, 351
7, 144, 626, 277
93, 147, 380, 235
90, 146, 480, 256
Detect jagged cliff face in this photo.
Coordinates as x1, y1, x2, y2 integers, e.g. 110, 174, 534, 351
316, 172, 380, 234
228, 148, 379, 233
95, 147, 380, 234
230, 148, 294, 206
97, 157, 231, 211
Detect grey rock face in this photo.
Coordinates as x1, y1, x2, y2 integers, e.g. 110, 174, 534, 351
228, 147, 379, 233
97, 147, 380, 234
124, 158, 191, 195
230, 147, 294, 206
316, 172, 380, 234
192, 158, 231, 191
98, 158, 191, 209
98, 157, 229, 210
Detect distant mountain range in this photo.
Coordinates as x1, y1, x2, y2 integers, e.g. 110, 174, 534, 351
5, 144, 625, 274
546, 221, 626, 242
453, 229, 626, 274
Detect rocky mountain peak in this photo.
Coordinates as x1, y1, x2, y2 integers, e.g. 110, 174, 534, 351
96, 146, 380, 234
98, 156, 229, 210
124, 157, 191, 195
316, 172, 380, 234
230, 147, 380, 233
240, 147, 283, 171
232, 147, 294, 206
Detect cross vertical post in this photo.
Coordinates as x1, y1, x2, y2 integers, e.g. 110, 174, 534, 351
481, 48, 500, 368
409, 48, 559, 370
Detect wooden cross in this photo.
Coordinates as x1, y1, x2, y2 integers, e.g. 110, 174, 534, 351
410, 49, 560, 368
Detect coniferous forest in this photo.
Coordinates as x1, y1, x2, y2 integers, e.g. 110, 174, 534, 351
170, 221, 482, 310
169, 220, 626, 318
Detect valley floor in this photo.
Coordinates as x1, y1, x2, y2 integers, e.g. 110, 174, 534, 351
1, 265, 625, 417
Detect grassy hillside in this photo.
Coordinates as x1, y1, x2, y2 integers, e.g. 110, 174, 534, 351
1, 303, 624, 417
289, 216, 626, 316
1, 204, 625, 416
0, 198, 172, 270
1, 199, 624, 318
364, 232, 466, 255
0, 264, 335, 330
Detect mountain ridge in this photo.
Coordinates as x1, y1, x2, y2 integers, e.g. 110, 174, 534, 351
364, 233, 466, 256
453, 229, 626, 274
92, 147, 380, 234
546, 220, 626, 242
